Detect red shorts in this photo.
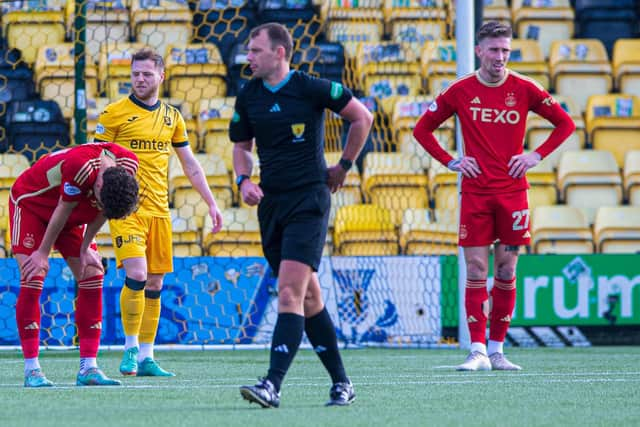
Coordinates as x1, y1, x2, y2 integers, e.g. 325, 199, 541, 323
9, 201, 96, 258
458, 190, 531, 247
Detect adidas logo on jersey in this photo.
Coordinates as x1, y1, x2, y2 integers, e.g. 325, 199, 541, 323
500, 315, 512, 322
269, 103, 281, 113
471, 96, 481, 104
24, 322, 39, 330
467, 315, 478, 323
274, 344, 289, 353
522, 231, 531, 238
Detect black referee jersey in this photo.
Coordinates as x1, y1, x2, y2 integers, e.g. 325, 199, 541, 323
229, 70, 353, 193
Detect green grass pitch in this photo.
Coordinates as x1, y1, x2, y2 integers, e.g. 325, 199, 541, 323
1, 347, 638, 427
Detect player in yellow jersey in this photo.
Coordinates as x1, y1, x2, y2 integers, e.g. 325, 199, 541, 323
94, 48, 224, 377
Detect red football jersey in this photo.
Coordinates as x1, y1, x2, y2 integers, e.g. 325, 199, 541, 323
414, 70, 575, 194
10, 142, 138, 226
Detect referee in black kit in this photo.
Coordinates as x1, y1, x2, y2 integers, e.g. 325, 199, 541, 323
230, 22, 373, 408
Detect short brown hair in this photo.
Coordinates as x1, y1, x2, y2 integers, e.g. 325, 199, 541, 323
250, 22, 293, 61
476, 21, 513, 43
132, 48, 164, 71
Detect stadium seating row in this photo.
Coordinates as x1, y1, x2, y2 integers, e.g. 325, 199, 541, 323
82, 203, 640, 259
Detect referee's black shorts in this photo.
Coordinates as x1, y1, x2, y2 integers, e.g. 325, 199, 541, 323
258, 184, 330, 276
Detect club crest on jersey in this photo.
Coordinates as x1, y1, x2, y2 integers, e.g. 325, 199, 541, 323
330, 82, 343, 100
231, 111, 240, 123
63, 182, 81, 196
164, 116, 172, 126
505, 92, 517, 107
95, 123, 105, 135
291, 123, 305, 143
428, 101, 438, 112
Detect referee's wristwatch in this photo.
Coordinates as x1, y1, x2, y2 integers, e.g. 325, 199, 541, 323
338, 158, 353, 172
236, 174, 250, 189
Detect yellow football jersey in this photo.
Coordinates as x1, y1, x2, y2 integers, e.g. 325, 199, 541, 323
94, 94, 189, 216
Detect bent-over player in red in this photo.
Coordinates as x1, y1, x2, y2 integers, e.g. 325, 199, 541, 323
10, 142, 139, 386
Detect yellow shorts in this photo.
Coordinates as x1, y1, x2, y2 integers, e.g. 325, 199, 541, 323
109, 212, 173, 274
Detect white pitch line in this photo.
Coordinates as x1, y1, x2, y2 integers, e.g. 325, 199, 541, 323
3, 375, 640, 389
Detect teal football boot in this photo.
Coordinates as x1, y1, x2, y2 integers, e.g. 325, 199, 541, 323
76, 368, 122, 386
119, 347, 139, 376
24, 369, 53, 388
137, 358, 175, 377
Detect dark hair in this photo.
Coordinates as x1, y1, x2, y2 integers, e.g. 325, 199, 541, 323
100, 167, 139, 219
132, 48, 164, 71
250, 22, 293, 61
476, 21, 513, 43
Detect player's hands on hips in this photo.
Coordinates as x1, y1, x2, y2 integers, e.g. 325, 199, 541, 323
448, 156, 481, 178
21, 249, 50, 281
209, 205, 223, 234
240, 180, 263, 206
80, 248, 104, 276
508, 151, 541, 178
327, 165, 347, 193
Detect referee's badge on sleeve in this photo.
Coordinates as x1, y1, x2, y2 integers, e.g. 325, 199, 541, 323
330, 82, 343, 100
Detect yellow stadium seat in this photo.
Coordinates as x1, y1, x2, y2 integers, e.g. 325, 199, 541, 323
98, 42, 147, 100
557, 150, 623, 224
511, 0, 575, 59
85, 2, 131, 66
171, 208, 203, 257
548, 39, 613, 113
204, 207, 263, 257
584, 94, 640, 167
526, 95, 586, 169
612, 38, 640, 96
0, 153, 30, 189
593, 206, 640, 253
168, 153, 233, 212
526, 153, 557, 209
325, 20, 384, 60
482, 0, 511, 26
509, 39, 550, 90
324, 151, 363, 229
392, 95, 455, 167
165, 44, 228, 119
357, 42, 421, 113
333, 204, 398, 255
34, 44, 99, 119
362, 152, 429, 227
530, 205, 594, 254
624, 150, 640, 206
324, 112, 344, 152
384, 0, 447, 49
399, 208, 457, 255
428, 156, 458, 225
197, 97, 236, 163
420, 39, 457, 95
3, 3, 66, 64
80, 97, 111, 142
94, 220, 116, 259
130, 0, 192, 60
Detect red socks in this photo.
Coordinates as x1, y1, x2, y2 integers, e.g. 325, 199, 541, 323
465, 279, 489, 344
16, 276, 45, 359
76, 275, 104, 358
489, 277, 516, 343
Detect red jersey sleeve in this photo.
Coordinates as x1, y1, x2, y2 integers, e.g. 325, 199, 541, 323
58, 153, 99, 204
412, 91, 457, 167
529, 90, 576, 159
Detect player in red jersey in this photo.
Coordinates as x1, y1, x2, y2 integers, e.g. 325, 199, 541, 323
413, 22, 576, 371
9, 142, 139, 387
